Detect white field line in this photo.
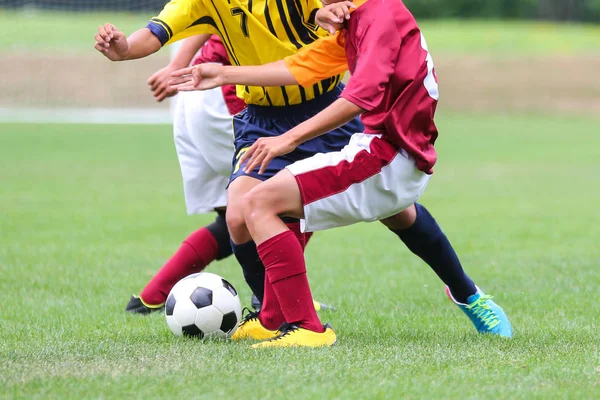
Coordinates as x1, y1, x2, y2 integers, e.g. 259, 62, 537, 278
0, 107, 173, 125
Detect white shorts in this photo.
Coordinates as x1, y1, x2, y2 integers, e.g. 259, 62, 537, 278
286, 133, 431, 232
173, 87, 235, 214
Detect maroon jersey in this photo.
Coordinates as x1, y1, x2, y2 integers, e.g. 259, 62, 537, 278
192, 36, 246, 116
340, 0, 439, 173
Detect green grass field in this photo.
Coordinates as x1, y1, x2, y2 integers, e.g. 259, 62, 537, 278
2, 9, 600, 54
2, 113, 599, 399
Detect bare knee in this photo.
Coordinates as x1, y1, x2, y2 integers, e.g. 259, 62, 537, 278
242, 184, 277, 224
226, 177, 261, 244
380, 203, 417, 230
226, 205, 250, 244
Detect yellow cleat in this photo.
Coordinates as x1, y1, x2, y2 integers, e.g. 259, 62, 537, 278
251, 323, 336, 348
231, 310, 279, 341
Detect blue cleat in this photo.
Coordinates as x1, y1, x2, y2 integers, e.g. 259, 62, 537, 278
445, 286, 513, 338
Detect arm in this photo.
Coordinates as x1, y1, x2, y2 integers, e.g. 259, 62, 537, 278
94, 0, 213, 61
169, 34, 347, 91
148, 34, 211, 101
240, 98, 365, 174
220, 61, 299, 86
169, 60, 299, 91
94, 25, 161, 61
284, 98, 363, 146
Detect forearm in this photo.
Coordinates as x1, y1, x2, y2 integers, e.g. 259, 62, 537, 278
288, 98, 364, 145
122, 28, 162, 60
220, 60, 298, 87
169, 34, 211, 68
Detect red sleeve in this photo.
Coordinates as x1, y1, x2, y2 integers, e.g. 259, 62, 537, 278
341, 16, 401, 111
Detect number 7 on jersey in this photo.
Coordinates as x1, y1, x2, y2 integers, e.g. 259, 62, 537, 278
231, 8, 249, 37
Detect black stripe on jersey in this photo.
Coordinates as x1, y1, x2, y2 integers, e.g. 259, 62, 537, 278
307, 9, 319, 29
291, 0, 319, 42
298, 85, 306, 103
210, 0, 242, 65
248, 0, 253, 13
280, 86, 290, 106
320, 76, 333, 92
264, 90, 274, 106
284, 0, 316, 45
189, 15, 240, 66
150, 18, 173, 39
313, 82, 321, 97
333, 74, 342, 88
274, 0, 302, 49
264, 1, 277, 36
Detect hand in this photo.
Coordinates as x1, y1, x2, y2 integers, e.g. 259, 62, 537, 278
315, 2, 355, 35
94, 23, 129, 61
168, 64, 225, 92
239, 135, 298, 175
148, 64, 180, 102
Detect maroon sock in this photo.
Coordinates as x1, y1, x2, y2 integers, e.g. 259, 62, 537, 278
257, 230, 323, 332
259, 223, 309, 330
258, 275, 285, 330
140, 227, 219, 305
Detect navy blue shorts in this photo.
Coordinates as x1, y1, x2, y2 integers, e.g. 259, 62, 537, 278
230, 84, 364, 183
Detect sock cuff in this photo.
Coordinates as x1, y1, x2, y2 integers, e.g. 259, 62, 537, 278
258, 230, 306, 281
182, 227, 219, 264
257, 230, 296, 253
206, 214, 232, 260
390, 203, 442, 239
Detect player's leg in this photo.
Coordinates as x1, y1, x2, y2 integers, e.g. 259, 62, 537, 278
250, 229, 317, 311
225, 175, 284, 339
243, 170, 334, 348
380, 205, 476, 302
226, 175, 266, 298
126, 90, 234, 314
380, 206, 513, 337
226, 175, 312, 337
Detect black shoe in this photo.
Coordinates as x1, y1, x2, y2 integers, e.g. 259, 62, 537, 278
251, 294, 262, 311
125, 295, 164, 315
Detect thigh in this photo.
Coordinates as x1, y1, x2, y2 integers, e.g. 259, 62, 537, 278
244, 169, 303, 243
179, 152, 229, 215
287, 134, 430, 232
183, 89, 235, 178
174, 93, 229, 214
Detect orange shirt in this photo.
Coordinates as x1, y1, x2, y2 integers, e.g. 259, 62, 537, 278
283, 0, 368, 86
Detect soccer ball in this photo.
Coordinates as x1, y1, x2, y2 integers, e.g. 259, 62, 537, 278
165, 272, 242, 339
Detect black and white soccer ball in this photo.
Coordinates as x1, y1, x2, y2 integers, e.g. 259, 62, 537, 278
165, 272, 242, 339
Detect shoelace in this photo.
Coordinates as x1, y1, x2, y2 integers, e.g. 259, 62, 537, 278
266, 323, 299, 342
239, 307, 260, 324
465, 295, 501, 329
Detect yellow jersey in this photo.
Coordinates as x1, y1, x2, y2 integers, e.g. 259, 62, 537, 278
147, 0, 344, 106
